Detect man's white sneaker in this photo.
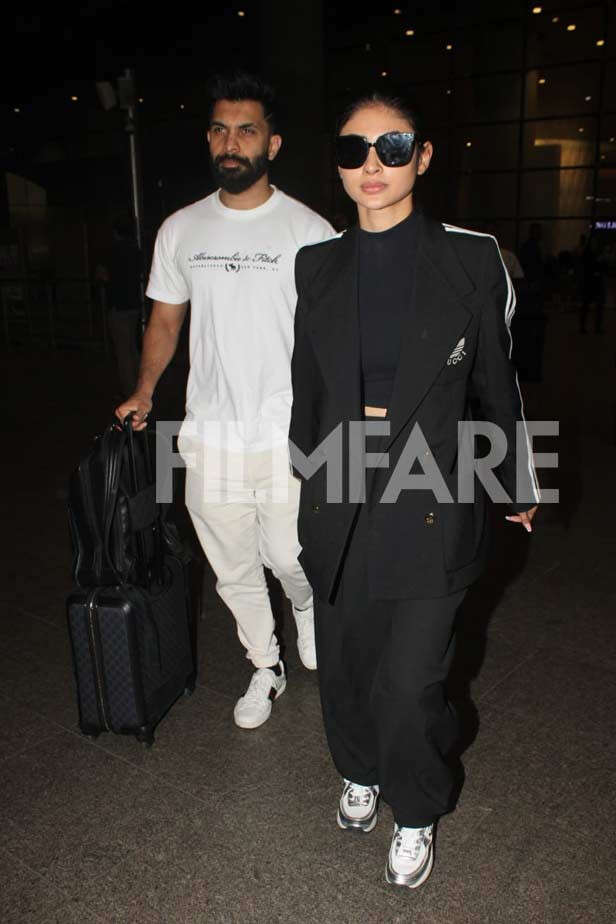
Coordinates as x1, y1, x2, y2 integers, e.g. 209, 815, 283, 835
292, 604, 317, 670
233, 662, 286, 729
337, 779, 380, 833
386, 823, 434, 889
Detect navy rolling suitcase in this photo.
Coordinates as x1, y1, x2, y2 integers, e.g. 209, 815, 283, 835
67, 418, 197, 747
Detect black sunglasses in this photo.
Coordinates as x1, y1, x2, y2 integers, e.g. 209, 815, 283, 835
335, 131, 419, 169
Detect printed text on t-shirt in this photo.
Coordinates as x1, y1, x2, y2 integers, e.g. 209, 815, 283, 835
188, 250, 282, 273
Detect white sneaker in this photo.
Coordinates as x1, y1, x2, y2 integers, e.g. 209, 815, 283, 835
386, 823, 434, 889
233, 662, 286, 729
337, 779, 380, 833
292, 604, 317, 670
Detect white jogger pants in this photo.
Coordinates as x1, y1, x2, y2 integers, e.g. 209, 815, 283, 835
183, 443, 313, 668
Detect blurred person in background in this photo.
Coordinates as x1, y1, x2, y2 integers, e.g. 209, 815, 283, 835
520, 222, 545, 296
580, 235, 607, 335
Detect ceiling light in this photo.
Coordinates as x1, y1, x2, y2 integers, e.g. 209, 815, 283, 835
601, 154, 606, 159
446, 43, 453, 51
381, 71, 388, 77
596, 39, 605, 47
610, 137, 615, 142
405, 29, 415, 36
237, 9, 245, 15
71, 95, 78, 101
567, 24, 576, 31
138, 97, 144, 103
532, 6, 542, 13
585, 95, 592, 101
578, 127, 584, 133
393, 7, 402, 13
13, 107, 20, 113
180, 104, 185, 110
446, 89, 451, 95
466, 141, 472, 147
538, 77, 546, 84
552, 15, 559, 22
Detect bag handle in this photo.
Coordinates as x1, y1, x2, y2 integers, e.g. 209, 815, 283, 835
101, 426, 126, 578
123, 414, 165, 586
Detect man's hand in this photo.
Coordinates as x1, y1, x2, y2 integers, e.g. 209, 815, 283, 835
115, 392, 153, 430
505, 505, 538, 533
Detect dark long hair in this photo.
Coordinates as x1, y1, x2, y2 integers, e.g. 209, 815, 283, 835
336, 91, 426, 145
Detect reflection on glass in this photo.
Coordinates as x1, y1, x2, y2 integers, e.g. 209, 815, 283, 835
599, 120, 616, 163
519, 219, 590, 258
526, 6, 602, 67
525, 66, 599, 118
524, 119, 596, 167
456, 173, 517, 220
595, 171, 616, 217
456, 74, 521, 122
520, 169, 593, 218
454, 123, 519, 170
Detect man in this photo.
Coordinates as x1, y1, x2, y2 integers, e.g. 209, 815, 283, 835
116, 71, 334, 728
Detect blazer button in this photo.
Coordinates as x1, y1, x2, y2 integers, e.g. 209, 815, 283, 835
312, 504, 320, 513
424, 512, 435, 526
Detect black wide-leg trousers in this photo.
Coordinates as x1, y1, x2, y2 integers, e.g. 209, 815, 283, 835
314, 504, 466, 828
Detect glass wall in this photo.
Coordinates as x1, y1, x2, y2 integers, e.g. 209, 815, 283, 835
325, 2, 614, 255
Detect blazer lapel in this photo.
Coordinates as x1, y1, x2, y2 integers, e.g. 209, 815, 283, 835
307, 226, 362, 422
386, 215, 476, 447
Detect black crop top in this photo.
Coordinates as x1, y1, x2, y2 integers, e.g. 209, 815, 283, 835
358, 210, 420, 407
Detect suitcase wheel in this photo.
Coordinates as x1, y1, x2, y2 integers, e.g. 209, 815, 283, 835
136, 727, 155, 748
183, 684, 195, 698
82, 731, 101, 741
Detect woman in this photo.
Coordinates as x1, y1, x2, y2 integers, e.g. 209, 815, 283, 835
289, 93, 539, 889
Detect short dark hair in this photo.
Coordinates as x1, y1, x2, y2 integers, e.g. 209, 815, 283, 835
336, 91, 426, 143
206, 70, 279, 133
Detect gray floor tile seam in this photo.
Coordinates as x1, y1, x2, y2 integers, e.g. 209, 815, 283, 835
0, 641, 71, 675
517, 644, 616, 679
473, 650, 541, 705
0, 846, 119, 924
477, 711, 616, 766
17, 608, 66, 631
0, 843, 57, 885
0, 731, 69, 768
70, 728, 241, 811
0, 684, 77, 735
0, 840, 80, 918
478, 656, 616, 708
0, 675, 76, 716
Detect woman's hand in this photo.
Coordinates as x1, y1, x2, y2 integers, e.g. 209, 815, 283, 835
505, 506, 538, 533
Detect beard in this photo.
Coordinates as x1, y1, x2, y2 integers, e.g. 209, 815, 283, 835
210, 151, 270, 194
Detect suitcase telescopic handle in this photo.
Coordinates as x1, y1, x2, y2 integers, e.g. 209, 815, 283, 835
123, 413, 165, 586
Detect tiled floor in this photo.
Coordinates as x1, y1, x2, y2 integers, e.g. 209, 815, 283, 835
1, 309, 615, 922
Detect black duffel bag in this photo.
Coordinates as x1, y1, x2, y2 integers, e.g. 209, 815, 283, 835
68, 418, 162, 587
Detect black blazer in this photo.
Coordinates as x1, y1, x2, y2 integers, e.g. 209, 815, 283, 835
289, 212, 539, 602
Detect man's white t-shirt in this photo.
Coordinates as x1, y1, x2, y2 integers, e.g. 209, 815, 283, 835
146, 187, 334, 452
